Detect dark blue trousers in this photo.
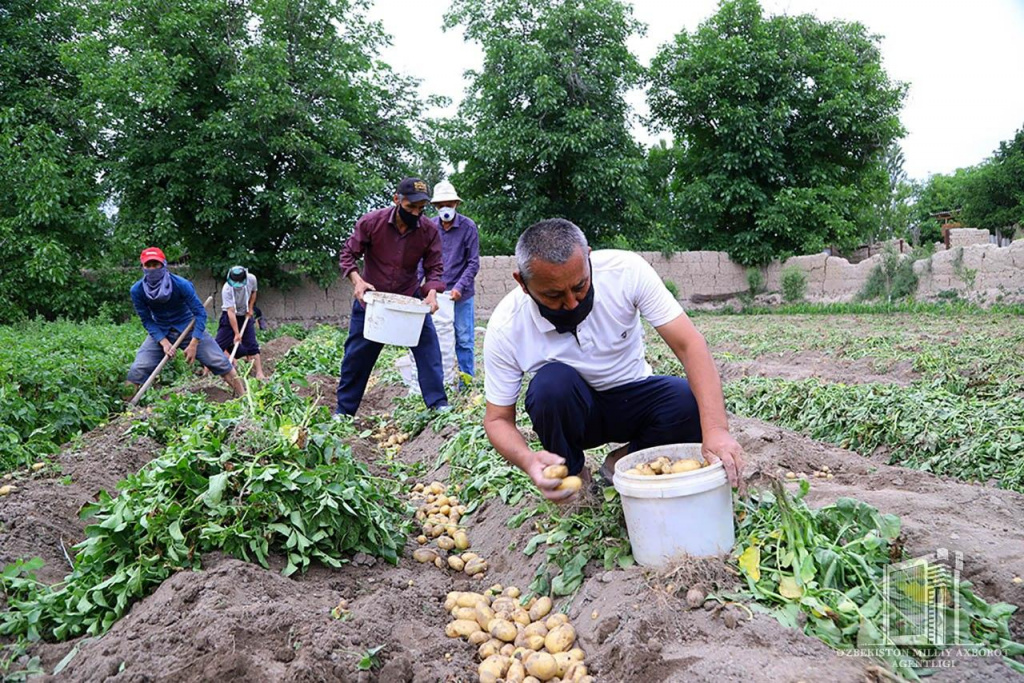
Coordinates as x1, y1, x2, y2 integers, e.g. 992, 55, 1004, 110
525, 362, 702, 475
336, 300, 448, 415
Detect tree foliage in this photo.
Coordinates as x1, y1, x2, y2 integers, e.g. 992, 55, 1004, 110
960, 126, 1024, 236
648, 0, 907, 265
443, 0, 652, 252
0, 0, 107, 322
66, 0, 422, 286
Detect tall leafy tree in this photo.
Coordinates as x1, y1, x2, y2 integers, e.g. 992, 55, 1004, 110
67, 0, 422, 285
444, 0, 652, 252
649, 0, 907, 265
0, 0, 106, 321
912, 168, 977, 245
961, 126, 1024, 239
867, 143, 915, 243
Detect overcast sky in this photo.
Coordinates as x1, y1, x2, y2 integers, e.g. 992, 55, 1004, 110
368, 0, 1024, 181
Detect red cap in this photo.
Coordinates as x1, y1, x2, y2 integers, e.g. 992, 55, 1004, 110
140, 247, 167, 265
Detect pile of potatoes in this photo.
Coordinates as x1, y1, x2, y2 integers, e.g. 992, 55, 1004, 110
444, 586, 593, 683
625, 456, 706, 477
374, 426, 410, 448
410, 481, 490, 578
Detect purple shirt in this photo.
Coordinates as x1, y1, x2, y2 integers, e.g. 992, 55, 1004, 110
339, 206, 445, 297
437, 213, 480, 299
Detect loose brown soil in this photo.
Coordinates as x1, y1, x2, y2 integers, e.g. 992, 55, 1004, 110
4, 369, 1024, 681
717, 350, 920, 386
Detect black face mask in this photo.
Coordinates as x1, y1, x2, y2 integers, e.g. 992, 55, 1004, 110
525, 264, 595, 335
397, 205, 420, 229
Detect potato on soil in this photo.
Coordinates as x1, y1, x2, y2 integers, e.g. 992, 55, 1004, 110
457, 592, 487, 608
478, 654, 509, 683
448, 555, 466, 571
454, 530, 471, 550
465, 558, 489, 576
446, 619, 482, 638
479, 639, 501, 659
412, 548, 438, 563
545, 613, 569, 629
525, 651, 558, 681
437, 535, 456, 551
544, 623, 576, 653
506, 658, 527, 683
468, 630, 491, 646
529, 596, 553, 621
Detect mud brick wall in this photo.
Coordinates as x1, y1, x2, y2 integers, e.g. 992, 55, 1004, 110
948, 228, 992, 248
216, 238, 1024, 328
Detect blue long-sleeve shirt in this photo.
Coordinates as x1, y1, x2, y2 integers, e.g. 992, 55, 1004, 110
130, 274, 208, 342
417, 213, 481, 299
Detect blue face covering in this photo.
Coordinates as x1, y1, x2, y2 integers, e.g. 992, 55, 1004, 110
142, 265, 173, 303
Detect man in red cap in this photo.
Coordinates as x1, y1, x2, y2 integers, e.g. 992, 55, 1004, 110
336, 177, 449, 415
126, 247, 245, 396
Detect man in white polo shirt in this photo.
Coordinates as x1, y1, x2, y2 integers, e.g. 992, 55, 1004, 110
483, 218, 743, 502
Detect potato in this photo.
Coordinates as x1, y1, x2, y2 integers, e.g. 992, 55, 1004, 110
415, 534, 428, 545
478, 654, 508, 683
525, 651, 558, 681
0, 485, 14, 496
468, 630, 491, 646
553, 652, 575, 677
412, 548, 438, 564
524, 621, 548, 638
437, 535, 456, 551
544, 624, 576, 653
461, 552, 479, 563
649, 459, 664, 473
564, 662, 588, 681
523, 633, 546, 651
457, 592, 486, 608
444, 592, 460, 612
452, 606, 476, 621
446, 619, 482, 638
671, 458, 703, 473
545, 613, 569, 629
490, 619, 518, 643
413, 483, 425, 492
506, 658, 527, 683
454, 530, 471, 550
434, 556, 445, 569
491, 597, 516, 614
512, 608, 532, 626
479, 639, 502, 659
440, 504, 451, 515
542, 464, 569, 479
567, 647, 585, 661
503, 586, 522, 599
429, 525, 445, 538
475, 603, 496, 630
500, 643, 516, 657
529, 596, 553, 621
555, 476, 583, 493
31, 462, 45, 472
448, 555, 466, 572
465, 558, 489, 576
524, 678, 542, 683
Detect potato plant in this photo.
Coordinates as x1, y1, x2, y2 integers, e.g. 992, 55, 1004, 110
0, 364, 410, 643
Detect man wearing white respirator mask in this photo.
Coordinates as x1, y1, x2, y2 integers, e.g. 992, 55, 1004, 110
431, 180, 480, 384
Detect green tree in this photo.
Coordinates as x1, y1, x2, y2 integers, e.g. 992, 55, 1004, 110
867, 143, 915, 243
960, 126, 1024, 239
648, 0, 907, 265
443, 0, 652, 252
67, 0, 422, 286
912, 168, 976, 245
0, 0, 107, 322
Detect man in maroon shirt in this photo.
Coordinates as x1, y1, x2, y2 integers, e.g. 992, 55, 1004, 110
336, 177, 449, 415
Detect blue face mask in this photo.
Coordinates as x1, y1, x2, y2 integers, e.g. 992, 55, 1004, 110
142, 265, 173, 303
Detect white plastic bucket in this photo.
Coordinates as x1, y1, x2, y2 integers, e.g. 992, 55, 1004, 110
362, 292, 431, 346
613, 444, 735, 568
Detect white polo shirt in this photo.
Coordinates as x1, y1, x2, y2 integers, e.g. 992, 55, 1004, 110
484, 250, 683, 406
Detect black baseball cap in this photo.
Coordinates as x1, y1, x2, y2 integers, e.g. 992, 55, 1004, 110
397, 177, 431, 203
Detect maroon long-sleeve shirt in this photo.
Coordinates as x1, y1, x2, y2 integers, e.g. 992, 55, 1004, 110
338, 206, 445, 297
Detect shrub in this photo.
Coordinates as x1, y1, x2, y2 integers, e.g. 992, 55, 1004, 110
664, 279, 680, 299
746, 268, 765, 297
858, 245, 921, 302
781, 266, 807, 303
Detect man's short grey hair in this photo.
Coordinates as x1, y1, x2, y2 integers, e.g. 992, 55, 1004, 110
515, 219, 589, 281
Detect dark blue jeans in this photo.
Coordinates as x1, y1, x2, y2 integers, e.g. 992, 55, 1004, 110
336, 299, 448, 416
525, 362, 702, 475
